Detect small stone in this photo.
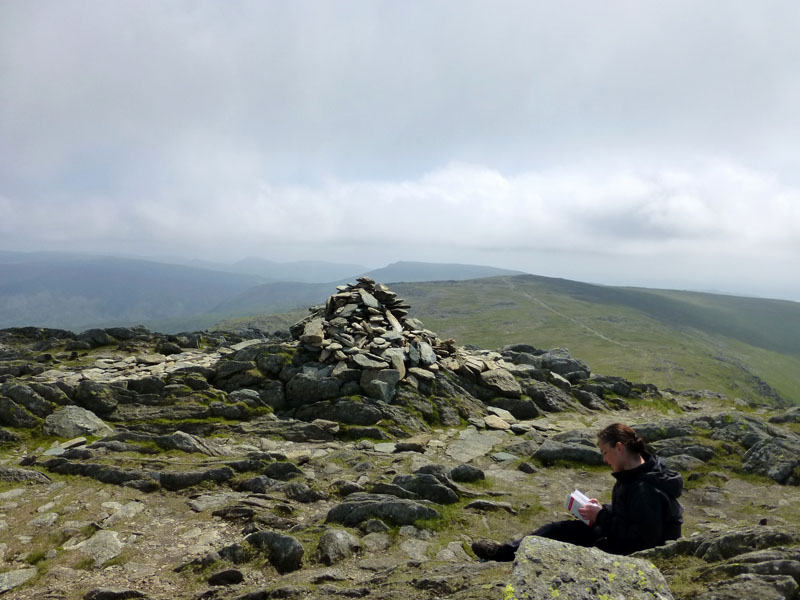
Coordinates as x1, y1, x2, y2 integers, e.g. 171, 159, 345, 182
83, 588, 148, 600
351, 354, 389, 370
484, 415, 511, 430
491, 452, 518, 462
450, 464, 485, 483
0, 568, 37, 595
408, 367, 435, 382
487, 406, 517, 423
208, 569, 244, 586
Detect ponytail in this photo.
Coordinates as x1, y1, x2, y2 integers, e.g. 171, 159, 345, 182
597, 423, 646, 456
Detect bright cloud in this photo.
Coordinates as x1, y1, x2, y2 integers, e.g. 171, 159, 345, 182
1, 1, 799, 300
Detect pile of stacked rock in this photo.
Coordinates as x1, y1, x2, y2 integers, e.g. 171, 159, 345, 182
289, 277, 526, 395
290, 277, 442, 379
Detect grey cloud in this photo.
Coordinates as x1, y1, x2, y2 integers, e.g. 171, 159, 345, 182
1, 1, 799, 300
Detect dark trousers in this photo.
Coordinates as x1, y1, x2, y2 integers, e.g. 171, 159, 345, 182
496, 520, 599, 561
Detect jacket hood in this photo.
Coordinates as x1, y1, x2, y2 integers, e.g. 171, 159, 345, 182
612, 453, 683, 499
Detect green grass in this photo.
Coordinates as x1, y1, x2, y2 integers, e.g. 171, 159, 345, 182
649, 554, 711, 600
387, 276, 800, 405
214, 274, 800, 405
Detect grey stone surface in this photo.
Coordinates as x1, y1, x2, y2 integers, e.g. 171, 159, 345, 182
445, 427, 508, 463
524, 380, 583, 413
74, 380, 120, 414
0, 568, 37, 594
84, 589, 148, 600
742, 437, 800, 484
393, 473, 459, 504
509, 536, 673, 600
326, 493, 440, 527
0, 396, 40, 428
315, 528, 361, 565
697, 573, 799, 600
77, 530, 124, 567
285, 373, 342, 406
44, 406, 114, 438
480, 369, 522, 398
0, 466, 51, 484
484, 415, 511, 430
0, 382, 52, 416
532, 439, 604, 465
245, 531, 304, 573
450, 464, 485, 483
155, 431, 222, 456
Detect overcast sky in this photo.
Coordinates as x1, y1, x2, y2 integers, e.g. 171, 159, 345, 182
1, 1, 799, 300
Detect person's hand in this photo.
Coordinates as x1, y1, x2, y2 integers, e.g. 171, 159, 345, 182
579, 499, 602, 522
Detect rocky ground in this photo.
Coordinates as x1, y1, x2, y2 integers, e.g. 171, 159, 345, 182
2, 279, 800, 600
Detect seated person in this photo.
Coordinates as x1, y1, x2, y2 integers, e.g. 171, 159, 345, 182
472, 422, 684, 561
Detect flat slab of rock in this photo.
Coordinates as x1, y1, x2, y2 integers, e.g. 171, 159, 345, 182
445, 428, 508, 463
77, 530, 124, 567
532, 439, 604, 465
352, 354, 389, 370
0, 466, 51, 484
480, 368, 522, 398
326, 493, 440, 527
484, 415, 511, 430
0, 567, 37, 594
509, 536, 673, 600
43, 406, 114, 438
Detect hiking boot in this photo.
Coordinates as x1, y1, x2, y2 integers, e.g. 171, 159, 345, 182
471, 539, 514, 562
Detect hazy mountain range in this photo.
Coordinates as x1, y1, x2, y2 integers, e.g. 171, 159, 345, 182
0, 251, 523, 331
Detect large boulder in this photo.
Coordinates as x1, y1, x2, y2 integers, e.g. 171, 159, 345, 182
285, 373, 341, 406
245, 531, 304, 573
479, 368, 522, 398
635, 420, 697, 442
0, 383, 53, 417
538, 348, 591, 379
28, 382, 72, 405
361, 369, 401, 402
326, 493, 440, 527
294, 399, 383, 426
392, 474, 459, 504
43, 406, 114, 438
524, 381, 583, 413
0, 396, 40, 429
315, 528, 361, 565
508, 536, 673, 600
742, 437, 800, 484
532, 439, 604, 466
0, 568, 38, 595
74, 380, 120, 415
698, 573, 799, 600
488, 396, 541, 419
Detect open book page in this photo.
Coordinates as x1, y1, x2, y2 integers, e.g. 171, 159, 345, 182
565, 489, 594, 525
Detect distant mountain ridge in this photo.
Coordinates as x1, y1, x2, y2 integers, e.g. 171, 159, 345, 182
0, 252, 525, 331
211, 261, 527, 318
187, 256, 369, 284
361, 261, 524, 283
0, 252, 264, 331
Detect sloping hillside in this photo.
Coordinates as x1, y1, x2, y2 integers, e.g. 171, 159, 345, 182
387, 275, 800, 404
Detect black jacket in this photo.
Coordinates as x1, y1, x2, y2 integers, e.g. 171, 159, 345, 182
592, 453, 683, 554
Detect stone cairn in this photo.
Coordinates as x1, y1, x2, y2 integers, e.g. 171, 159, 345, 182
289, 277, 496, 386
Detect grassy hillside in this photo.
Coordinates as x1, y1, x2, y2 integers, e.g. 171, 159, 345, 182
383, 275, 800, 405
211, 273, 800, 404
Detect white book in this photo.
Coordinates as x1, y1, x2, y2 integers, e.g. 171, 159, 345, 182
565, 489, 593, 525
